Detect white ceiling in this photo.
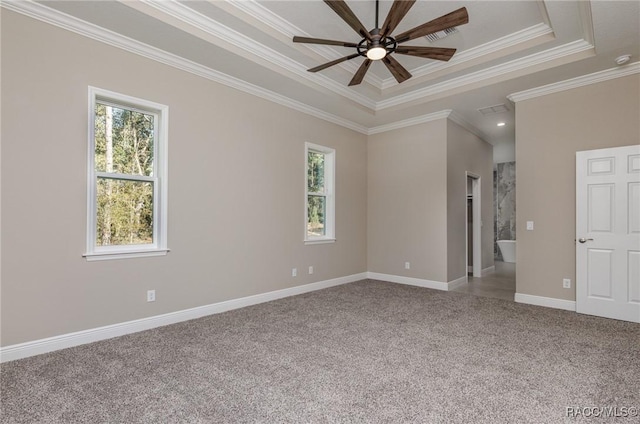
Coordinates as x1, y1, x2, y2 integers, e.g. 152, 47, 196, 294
10, 1, 640, 144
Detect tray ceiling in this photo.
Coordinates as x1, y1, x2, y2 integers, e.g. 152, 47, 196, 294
5, 1, 640, 144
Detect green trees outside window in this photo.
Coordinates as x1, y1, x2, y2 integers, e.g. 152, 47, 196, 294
307, 151, 326, 236
305, 143, 335, 242
94, 103, 155, 246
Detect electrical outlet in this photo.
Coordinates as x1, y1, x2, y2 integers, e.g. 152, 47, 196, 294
292, 268, 297, 277
563, 278, 571, 289
526, 221, 534, 231
147, 290, 156, 302
405, 262, 410, 270
308, 266, 314, 274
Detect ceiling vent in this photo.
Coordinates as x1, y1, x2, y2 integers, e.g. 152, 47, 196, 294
478, 104, 510, 116
425, 27, 458, 43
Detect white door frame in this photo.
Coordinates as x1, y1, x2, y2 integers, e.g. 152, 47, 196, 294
466, 172, 482, 278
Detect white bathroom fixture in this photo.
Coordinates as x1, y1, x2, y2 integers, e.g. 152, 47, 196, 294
497, 240, 516, 263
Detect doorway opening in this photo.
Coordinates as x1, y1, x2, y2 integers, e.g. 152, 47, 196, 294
455, 172, 516, 301
466, 173, 482, 278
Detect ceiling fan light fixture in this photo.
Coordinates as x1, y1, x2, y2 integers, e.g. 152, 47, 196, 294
366, 46, 387, 60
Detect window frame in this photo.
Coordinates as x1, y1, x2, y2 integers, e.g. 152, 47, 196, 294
304, 142, 336, 244
84, 87, 169, 261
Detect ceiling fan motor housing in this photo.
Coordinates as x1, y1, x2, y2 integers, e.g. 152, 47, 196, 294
356, 29, 397, 59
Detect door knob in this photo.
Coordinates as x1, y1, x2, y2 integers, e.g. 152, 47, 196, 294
578, 237, 594, 243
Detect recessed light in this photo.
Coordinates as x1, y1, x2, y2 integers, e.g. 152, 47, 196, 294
615, 54, 631, 66
497, 122, 506, 127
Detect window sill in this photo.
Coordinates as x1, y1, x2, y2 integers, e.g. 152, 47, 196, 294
83, 248, 170, 261
304, 238, 336, 245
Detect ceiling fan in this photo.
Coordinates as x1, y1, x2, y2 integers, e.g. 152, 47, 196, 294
293, 0, 469, 86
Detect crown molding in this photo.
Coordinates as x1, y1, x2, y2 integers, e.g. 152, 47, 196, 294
380, 23, 555, 90
447, 111, 489, 142
226, 0, 303, 38
4, 0, 598, 116
137, 0, 375, 110
1, 0, 368, 134
378, 39, 594, 110
227, 0, 554, 93
221, 0, 594, 103
367, 110, 452, 135
366, 109, 488, 141
4, 0, 615, 139
223, 0, 343, 65
577, 0, 595, 47
507, 62, 640, 102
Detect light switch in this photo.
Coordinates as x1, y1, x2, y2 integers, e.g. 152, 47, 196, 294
526, 221, 534, 231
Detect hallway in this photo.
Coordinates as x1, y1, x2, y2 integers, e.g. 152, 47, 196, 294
452, 261, 515, 301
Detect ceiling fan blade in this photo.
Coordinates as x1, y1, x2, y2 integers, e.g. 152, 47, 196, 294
394, 7, 469, 44
308, 53, 361, 73
324, 0, 372, 41
382, 55, 412, 83
394, 46, 457, 61
380, 0, 416, 38
348, 59, 372, 86
293, 36, 358, 48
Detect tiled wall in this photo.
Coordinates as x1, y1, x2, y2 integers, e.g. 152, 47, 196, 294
494, 161, 516, 260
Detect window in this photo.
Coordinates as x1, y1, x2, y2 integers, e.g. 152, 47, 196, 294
85, 87, 168, 260
305, 143, 335, 244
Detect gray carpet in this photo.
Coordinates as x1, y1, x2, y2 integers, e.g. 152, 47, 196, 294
1, 280, 639, 423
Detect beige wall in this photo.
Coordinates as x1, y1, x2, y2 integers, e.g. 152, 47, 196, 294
446, 121, 494, 281
0, 12, 367, 346
367, 121, 448, 282
367, 119, 493, 283
493, 141, 515, 164
515, 74, 640, 300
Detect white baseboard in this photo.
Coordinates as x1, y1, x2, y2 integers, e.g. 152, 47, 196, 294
447, 275, 468, 290
467, 266, 494, 277
482, 266, 495, 276
0, 272, 367, 363
515, 293, 576, 312
367, 272, 458, 291
3, 273, 582, 363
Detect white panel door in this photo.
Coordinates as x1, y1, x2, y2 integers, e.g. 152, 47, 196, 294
576, 145, 640, 322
